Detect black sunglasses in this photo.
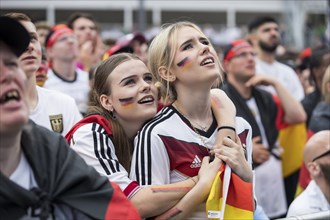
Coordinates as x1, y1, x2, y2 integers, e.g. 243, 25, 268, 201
312, 150, 330, 162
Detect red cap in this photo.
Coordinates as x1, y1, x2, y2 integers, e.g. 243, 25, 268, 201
223, 39, 252, 62
45, 24, 73, 48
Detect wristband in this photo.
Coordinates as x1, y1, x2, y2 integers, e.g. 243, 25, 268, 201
217, 126, 236, 132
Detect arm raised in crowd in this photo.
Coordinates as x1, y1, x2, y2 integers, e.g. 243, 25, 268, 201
246, 74, 306, 124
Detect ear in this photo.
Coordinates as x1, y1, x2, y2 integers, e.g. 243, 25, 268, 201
248, 33, 258, 47
326, 82, 330, 93
223, 60, 230, 73
307, 162, 321, 178
158, 66, 176, 82
100, 94, 113, 111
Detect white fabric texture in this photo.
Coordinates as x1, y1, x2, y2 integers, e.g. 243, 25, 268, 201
44, 68, 89, 113
255, 58, 304, 101
130, 106, 253, 219
9, 152, 38, 190
29, 86, 82, 136
287, 180, 330, 217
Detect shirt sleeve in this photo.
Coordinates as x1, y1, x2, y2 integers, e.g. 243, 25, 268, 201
130, 130, 170, 186
70, 122, 139, 198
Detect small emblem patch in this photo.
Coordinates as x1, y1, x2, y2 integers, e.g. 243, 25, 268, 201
49, 114, 63, 133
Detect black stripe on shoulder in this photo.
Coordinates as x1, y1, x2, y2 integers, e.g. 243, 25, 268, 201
92, 123, 111, 175
135, 107, 175, 185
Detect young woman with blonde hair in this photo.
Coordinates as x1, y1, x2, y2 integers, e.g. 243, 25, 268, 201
130, 22, 254, 219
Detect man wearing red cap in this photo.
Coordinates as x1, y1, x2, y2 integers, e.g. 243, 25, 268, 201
221, 39, 306, 218
44, 24, 90, 115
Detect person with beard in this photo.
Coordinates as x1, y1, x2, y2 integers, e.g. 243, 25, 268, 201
286, 130, 330, 217
248, 16, 304, 101
221, 39, 306, 219
248, 16, 307, 210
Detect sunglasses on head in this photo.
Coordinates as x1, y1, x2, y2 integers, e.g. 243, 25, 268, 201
312, 149, 330, 162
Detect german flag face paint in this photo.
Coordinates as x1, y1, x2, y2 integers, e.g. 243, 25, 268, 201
177, 57, 192, 71
119, 97, 134, 109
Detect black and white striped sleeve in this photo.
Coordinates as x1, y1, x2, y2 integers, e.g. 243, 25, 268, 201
130, 130, 170, 186
70, 122, 134, 191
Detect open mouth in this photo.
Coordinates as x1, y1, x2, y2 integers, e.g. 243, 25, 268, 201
200, 57, 214, 66
138, 95, 154, 104
36, 75, 47, 81
0, 89, 21, 104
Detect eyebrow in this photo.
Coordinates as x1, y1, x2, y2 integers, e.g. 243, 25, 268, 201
30, 32, 38, 38
179, 37, 208, 49
119, 72, 151, 84
119, 75, 135, 84
179, 39, 192, 49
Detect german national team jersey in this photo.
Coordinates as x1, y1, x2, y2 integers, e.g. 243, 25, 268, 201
130, 105, 252, 218
66, 115, 140, 199
130, 104, 253, 185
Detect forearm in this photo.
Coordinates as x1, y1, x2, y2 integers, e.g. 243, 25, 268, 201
273, 82, 306, 124
154, 180, 210, 220
210, 89, 236, 142
131, 177, 197, 218
210, 89, 236, 126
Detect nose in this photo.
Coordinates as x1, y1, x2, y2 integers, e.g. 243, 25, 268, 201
25, 41, 34, 53
200, 43, 210, 55
0, 62, 14, 83
140, 80, 151, 93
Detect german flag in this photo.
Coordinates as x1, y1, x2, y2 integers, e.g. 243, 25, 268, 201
206, 164, 253, 220
295, 129, 314, 197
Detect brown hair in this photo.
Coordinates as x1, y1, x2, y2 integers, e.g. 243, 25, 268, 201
35, 20, 51, 30
4, 12, 31, 22
88, 53, 141, 171
67, 12, 99, 32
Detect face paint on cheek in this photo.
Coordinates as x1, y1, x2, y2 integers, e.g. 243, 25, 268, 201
119, 97, 134, 109
177, 57, 192, 71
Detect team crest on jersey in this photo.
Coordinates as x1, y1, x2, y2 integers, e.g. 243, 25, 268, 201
190, 155, 202, 168
49, 114, 63, 133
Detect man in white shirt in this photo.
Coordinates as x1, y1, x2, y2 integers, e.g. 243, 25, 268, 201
44, 24, 90, 114
287, 130, 330, 217
248, 16, 304, 101
248, 16, 306, 211
221, 39, 306, 219
5, 12, 82, 136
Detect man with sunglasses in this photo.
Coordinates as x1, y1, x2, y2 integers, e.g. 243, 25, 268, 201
287, 130, 330, 217
221, 39, 306, 218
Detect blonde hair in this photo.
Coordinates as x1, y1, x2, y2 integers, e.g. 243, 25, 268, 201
148, 21, 222, 103
322, 65, 330, 103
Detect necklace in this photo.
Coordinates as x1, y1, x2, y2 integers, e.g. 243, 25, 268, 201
173, 102, 213, 159
173, 102, 211, 132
